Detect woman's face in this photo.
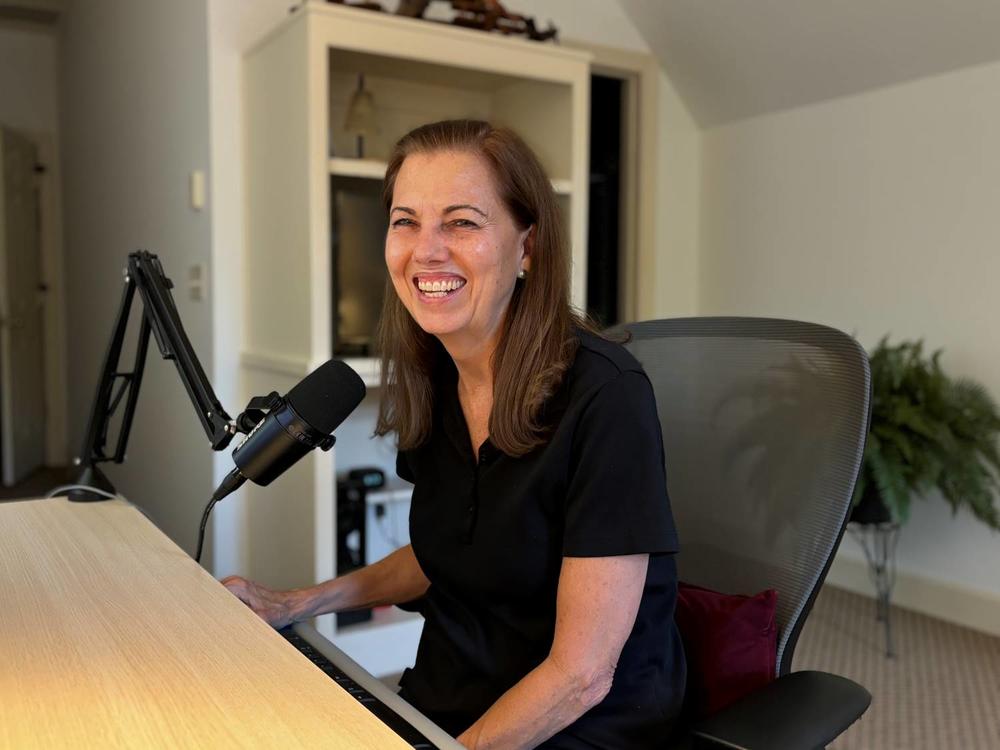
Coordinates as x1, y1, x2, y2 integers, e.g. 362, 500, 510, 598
385, 150, 532, 352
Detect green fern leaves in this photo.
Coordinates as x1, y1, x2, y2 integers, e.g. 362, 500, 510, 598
856, 338, 1000, 530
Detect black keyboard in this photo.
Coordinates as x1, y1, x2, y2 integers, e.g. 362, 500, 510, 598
279, 628, 435, 748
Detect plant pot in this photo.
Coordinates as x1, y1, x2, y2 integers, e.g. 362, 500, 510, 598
849, 484, 894, 525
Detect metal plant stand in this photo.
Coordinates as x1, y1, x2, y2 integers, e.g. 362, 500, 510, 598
848, 521, 901, 658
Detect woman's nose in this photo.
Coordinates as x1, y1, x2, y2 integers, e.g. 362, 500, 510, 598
412, 227, 449, 264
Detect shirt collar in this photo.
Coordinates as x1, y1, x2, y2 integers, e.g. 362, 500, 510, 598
433, 337, 580, 465
436, 360, 503, 466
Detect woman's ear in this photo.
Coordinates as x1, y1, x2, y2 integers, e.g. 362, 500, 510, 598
520, 224, 535, 272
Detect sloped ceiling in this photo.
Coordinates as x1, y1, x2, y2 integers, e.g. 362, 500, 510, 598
618, 0, 1000, 128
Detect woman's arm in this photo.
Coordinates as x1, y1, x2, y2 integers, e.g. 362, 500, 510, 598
457, 554, 648, 750
221, 544, 430, 628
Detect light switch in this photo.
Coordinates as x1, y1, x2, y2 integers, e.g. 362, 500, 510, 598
190, 170, 206, 211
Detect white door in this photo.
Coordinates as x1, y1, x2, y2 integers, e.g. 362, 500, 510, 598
0, 128, 46, 486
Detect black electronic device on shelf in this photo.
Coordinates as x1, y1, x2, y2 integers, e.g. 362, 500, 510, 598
335, 466, 385, 627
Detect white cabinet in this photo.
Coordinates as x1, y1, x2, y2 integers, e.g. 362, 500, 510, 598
243, 0, 591, 675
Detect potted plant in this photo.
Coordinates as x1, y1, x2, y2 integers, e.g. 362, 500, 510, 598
852, 338, 1000, 529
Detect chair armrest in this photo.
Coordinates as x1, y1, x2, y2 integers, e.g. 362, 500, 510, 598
690, 670, 871, 750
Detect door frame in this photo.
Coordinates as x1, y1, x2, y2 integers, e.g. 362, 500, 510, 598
33, 132, 68, 467
564, 40, 660, 324
2, 128, 68, 469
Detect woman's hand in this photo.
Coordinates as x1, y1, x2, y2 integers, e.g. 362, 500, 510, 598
221, 575, 301, 629
219, 545, 428, 633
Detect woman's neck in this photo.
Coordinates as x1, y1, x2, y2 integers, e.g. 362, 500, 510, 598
441, 334, 496, 455
450, 344, 494, 396
439, 329, 499, 394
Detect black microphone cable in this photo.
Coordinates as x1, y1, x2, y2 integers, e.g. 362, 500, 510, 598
195, 468, 247, 564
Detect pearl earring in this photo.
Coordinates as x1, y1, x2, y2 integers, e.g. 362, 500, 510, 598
517, 268, 527, 280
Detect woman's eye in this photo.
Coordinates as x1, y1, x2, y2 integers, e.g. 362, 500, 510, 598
451, 219, 479, 229
391, 218, 415, 228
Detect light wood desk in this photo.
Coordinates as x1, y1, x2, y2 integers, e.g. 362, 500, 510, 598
0, 497, 412, 748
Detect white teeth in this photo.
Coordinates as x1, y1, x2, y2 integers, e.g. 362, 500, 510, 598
417, 277, 465, 294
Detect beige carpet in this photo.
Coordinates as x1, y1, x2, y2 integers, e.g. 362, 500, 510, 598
793, 585, 1000, 749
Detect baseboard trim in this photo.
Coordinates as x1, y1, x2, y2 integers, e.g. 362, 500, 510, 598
826, 553, 1000, 638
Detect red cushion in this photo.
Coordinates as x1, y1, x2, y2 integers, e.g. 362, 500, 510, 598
674, 582, 778, 718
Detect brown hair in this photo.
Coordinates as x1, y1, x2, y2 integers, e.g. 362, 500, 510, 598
374, 119, 587, 456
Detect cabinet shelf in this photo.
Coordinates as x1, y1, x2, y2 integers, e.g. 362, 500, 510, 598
330, 157, 572, 195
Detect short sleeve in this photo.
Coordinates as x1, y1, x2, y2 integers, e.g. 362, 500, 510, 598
396, 450, 415, 484
563, 370, 679, 557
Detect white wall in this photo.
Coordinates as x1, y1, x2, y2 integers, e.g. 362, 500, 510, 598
700, 60, 1000, 629
0, 26, 58, 131
0, 24, 68, 466
59, 0, 214, 555
652, 69, 700, 318
530, 0, 649, 52
614, 0, 702, 318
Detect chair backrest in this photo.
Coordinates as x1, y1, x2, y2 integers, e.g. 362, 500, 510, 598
619, 318, 871, 675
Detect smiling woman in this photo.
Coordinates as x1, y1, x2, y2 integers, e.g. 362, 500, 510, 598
376, 121, 575, 457
386, 152, 527, 336
372, 121, 685, 749
224, 120, 686, 750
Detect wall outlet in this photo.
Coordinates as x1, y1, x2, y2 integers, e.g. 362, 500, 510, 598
188, 263, 207, 301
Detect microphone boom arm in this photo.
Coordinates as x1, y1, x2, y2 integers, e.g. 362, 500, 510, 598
68, 251, 240, 501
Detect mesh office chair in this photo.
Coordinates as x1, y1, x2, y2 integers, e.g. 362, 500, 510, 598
618, 318, 872, 750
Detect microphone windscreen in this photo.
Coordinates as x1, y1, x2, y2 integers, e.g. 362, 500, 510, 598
286, 360, 366, 434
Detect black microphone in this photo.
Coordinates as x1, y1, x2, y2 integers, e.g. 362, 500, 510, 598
195, 360, 366, 562
231, 359, 366, 486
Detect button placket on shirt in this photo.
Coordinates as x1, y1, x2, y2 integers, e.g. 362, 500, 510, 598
464, 451, 489, 544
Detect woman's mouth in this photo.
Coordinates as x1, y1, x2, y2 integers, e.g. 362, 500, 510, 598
414, 275, 467, 299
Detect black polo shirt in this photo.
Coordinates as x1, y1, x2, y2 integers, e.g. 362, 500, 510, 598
396, 330, 686, 749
